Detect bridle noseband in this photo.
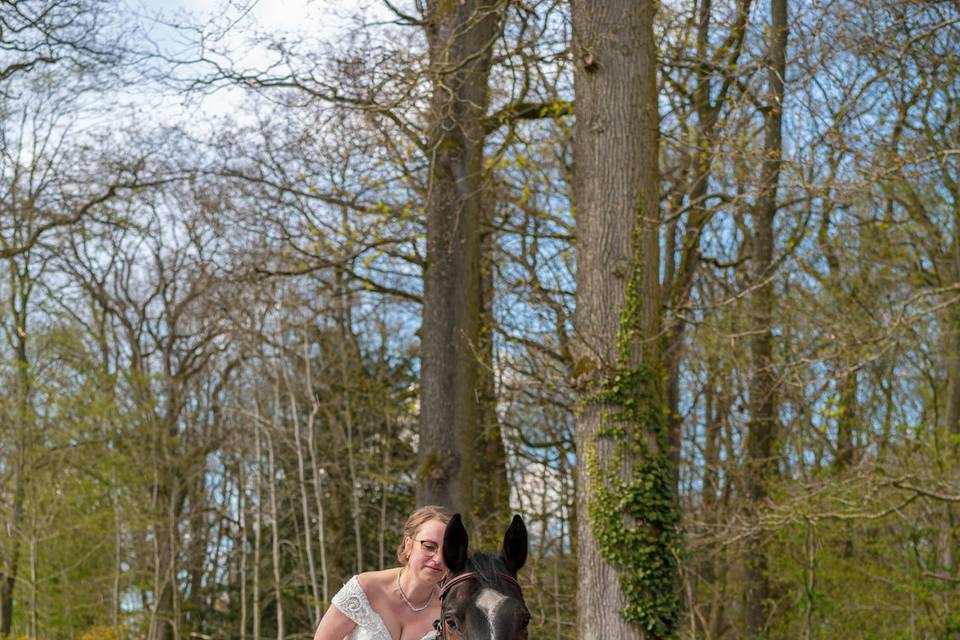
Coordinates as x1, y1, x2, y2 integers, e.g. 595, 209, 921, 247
433, 571, 525, 639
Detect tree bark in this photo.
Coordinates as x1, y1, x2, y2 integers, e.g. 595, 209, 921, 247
571, 0, 676, 637
417, 0, 503, 516
744, 0, 787, 634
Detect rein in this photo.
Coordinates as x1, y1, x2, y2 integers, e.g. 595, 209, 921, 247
432, 571, 525, 640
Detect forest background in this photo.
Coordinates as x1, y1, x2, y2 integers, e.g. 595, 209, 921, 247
0, 0, 958, 638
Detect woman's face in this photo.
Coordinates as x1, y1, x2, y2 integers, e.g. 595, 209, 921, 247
405, 518, 447, 582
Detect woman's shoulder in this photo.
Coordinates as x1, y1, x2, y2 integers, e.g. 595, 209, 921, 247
355, 568, 399, 598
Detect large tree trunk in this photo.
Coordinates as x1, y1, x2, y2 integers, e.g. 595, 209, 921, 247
744, 0, 787, 635
571, 1, 678, 638
417, 0, 503, 516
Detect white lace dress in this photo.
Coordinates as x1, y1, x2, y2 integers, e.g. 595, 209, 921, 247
331, 576, 438, 640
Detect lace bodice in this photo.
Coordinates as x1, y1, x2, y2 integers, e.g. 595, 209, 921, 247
331, 576, 437, 640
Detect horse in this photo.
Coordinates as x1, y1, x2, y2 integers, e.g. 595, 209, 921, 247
433, 513, 530, 640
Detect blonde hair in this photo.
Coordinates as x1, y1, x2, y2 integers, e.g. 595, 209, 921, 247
396, 505, 453, 565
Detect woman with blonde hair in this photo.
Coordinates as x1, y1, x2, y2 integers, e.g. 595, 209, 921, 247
313, 505, 452, 640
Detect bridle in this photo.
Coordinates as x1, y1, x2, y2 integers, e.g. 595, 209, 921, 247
432, 571, 525, 640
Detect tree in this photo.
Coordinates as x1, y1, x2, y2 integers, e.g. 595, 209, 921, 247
415, 0, 506, 520
61, 186, 234, 640
743, 0, 788, 634
570, 0, 679, 637
0, 74, 161, 635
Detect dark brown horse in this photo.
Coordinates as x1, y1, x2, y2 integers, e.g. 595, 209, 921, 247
434, 514, 530, 640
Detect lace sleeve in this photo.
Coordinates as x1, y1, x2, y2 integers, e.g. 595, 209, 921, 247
331, 576, 378, 629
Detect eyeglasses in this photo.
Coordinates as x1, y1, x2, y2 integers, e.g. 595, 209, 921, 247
415, 539, 440, 556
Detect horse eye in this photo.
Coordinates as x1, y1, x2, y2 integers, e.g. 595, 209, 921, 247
444, 616, 459, 631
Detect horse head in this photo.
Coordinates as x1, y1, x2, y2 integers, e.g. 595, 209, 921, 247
435, 514, 530, 640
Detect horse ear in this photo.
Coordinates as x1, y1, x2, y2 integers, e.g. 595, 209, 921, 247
501, 514, 527, 574
443, 513, 469, 573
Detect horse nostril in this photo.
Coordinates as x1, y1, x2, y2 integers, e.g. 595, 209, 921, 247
518, 607, 531, 629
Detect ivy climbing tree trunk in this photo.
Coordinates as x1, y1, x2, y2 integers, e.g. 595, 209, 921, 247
417, 0, 504, 518
744, 0, 787, 634
571, 0, 680, 638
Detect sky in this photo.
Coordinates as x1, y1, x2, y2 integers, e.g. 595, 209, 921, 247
121, 0, 379, 122
140, 0, 331, 33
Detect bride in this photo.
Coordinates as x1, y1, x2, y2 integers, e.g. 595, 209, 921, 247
313, 506, 451, 640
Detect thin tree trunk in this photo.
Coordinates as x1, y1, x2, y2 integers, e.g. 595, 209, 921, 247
306, 404, 328, 606
664, 0, 751, 483
336, 346, 363, 575
302, 331, 328, 606
1, 266, 32, 638
942, 290, 960, 578
153, 503, 174, 640
29, 508, 37, 640
945, 303, 960, 443
286, 362, 321, 625
150, 449, 182, 640
473, 227, 510, 543
744, 0, 787, 634
379, 411, 391, 571
185, 473, 207, 633
114, 475, 122, 630
699, 353, 727, 637
267, 383, 284, 640
149, 470, 161, 640
239, 460, 248, 640
818, 210, 856, 471
0, 452, 25, 637
253, 413, 263, 640
417, 0, 503, 516
835, 364, 857, 470
169, 484, 181, 640
332, 262, 364, 574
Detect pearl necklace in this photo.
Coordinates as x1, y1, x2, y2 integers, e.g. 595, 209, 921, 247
397, 569, 436, 613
